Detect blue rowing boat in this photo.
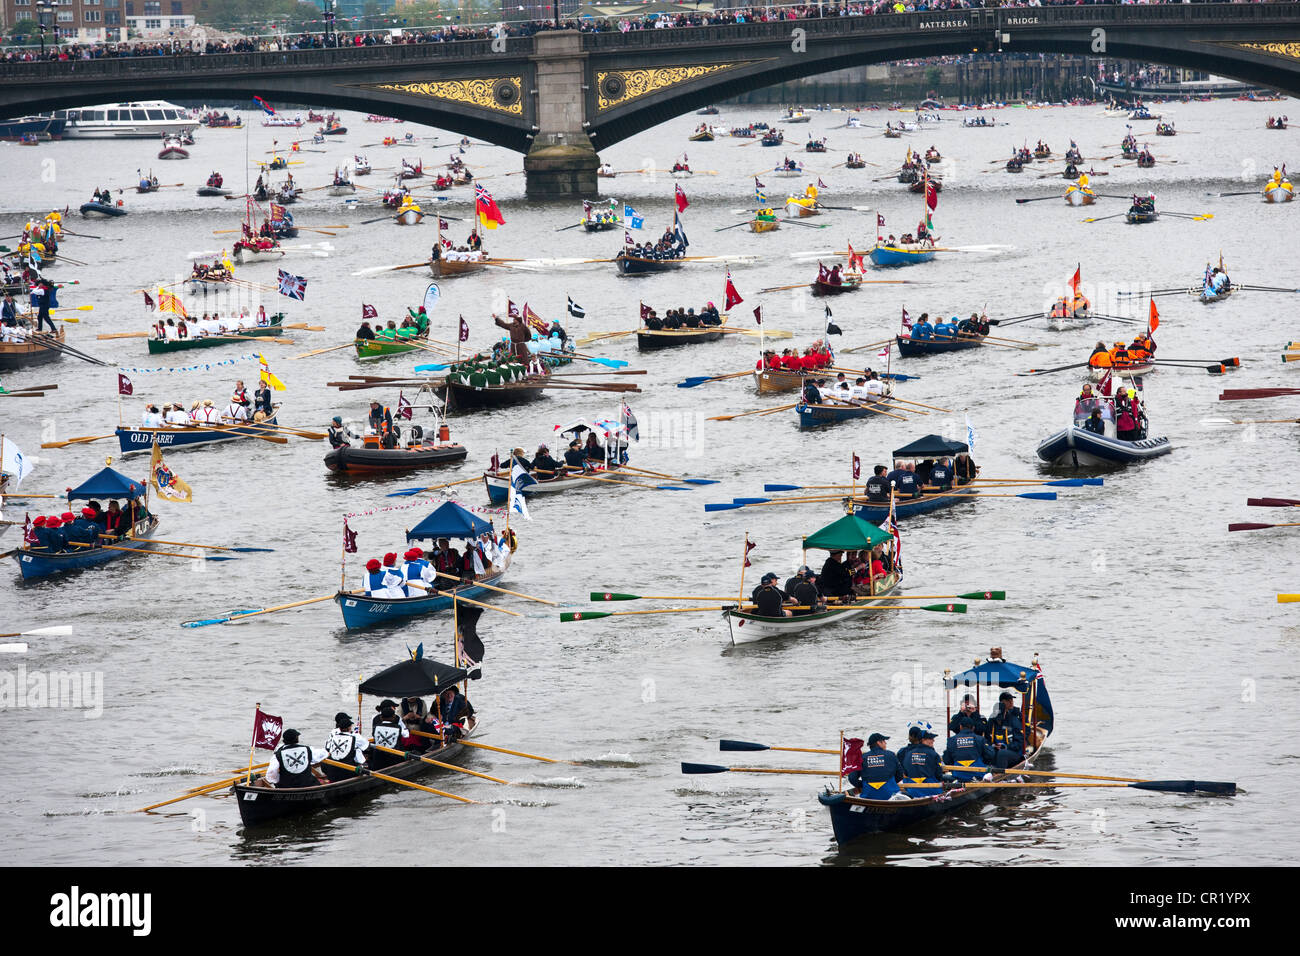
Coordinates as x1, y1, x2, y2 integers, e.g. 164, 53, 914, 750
336, 569, 506, 630
115, 416, 279, 456
797, 401, 890, 430
854, 484, 977, 522
818, 652, 1053, 843
868, 243, 935, 267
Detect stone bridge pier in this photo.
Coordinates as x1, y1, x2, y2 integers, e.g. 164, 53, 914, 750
524, 33, 600, 199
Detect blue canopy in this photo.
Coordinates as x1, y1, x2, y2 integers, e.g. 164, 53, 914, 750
67, 466, 146, 501
946, 657, 1053, 736
406, 501, 493, 542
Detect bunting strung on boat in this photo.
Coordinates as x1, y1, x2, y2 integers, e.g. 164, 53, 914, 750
117, 354, 261, 375
149, 439, 192, 504
343, 497, 506, 520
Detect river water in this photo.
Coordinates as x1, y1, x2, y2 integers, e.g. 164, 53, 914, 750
1, 97, 1296, 867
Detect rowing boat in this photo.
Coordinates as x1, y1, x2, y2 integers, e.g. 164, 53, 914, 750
818, 651, 1052, 842
431, 253, 490, 278
1125, 207, 1159, 224
728, 572, 901, 644
482, 462, 624, 503
115, 416, 280, 456
147, 324, 284, 354
812, 273, 862, 297
797, 399, 892, 430
869, 242, 935, 267
852, 433, 973, 521
354, 336, 424, 360
636, 326, 725, 350
1087, 362, 1153, 381
616, 252, 684, 276
1264, 178, 1294, 203
0, 327, 64, 370
231, 654, 473, 825
895, 332, 985, 356
750, 218, 780, 233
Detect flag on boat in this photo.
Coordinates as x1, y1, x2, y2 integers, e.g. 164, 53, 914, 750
624, 230, 635, 246
840, 737, 864, 776
397, 390, 412, 420
847, 241, 865, 271
343, 519, 358, 554
1148, 298, 1160, 333
149, 439, 192, 503
508, 480, 531, 522
824, 304, 841, 336
743, 535, 756, 568
753, 305, 762, 325
675, 183, 690, 213
900, 307, 912, 331
269, 202, 287, 221
277, 270, 307, 301
817, 262, 829, 284
117, 373, 133, 396
965, 412, 978, 451
156, 288, 188, 318
724, 270, 744, 310
142, 290, 155, 311
251, 707, 284, 750
640, 302, 653, 323
258, 353, 286, 391
877, 343, 890, 360
672, 210, 689, 249
1098, 370, 1112, 397
852, 453, 861, 480
489, 453, 500, 474
0, 437, 33, 488
23, 513, 40, 546
925, 176, 939, 211
818, 177, 828, 189
507, 300, 521, 320
1069, 264, 1081, 296
458, 315, 469, 342
423, 283, 441, 314
754, 178, 766, 204
523, 303, 548, 336
621, 404, 639, 442
883, 495, 902, 572
567, 296, 585, 319
362, 303, 378, 320
624, 204, 644, 229
475, 184, 505, 231
252, 96, 276, 116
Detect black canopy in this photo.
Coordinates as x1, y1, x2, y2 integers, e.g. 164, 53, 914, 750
892, 434, 969, 458
359, 657, 467, 698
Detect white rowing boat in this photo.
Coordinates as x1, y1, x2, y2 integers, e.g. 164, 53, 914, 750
726, 572, 900, 645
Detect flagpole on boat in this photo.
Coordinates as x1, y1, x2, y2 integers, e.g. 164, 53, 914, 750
737, 533, 750, 607
246, 702, 259, 784
339, 516, 347, 590
838, 729, 845, 793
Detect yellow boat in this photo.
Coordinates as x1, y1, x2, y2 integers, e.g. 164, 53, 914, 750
1264, 170, 1293, 203
1064, 173, 1096, 206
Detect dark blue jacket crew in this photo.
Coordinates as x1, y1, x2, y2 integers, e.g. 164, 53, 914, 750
943, 731, 998, 782
900, 746, 944, 784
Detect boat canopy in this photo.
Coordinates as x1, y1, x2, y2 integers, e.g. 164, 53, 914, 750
358, 656, 468, 698
406, 500, 492, 542
66, 466, 146, 501
946, 657, 1053, 735
802, 513, 893, 551
892, 434, 968, 458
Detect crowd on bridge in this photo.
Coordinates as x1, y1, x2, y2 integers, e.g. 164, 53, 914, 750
1, 0, 1285, 64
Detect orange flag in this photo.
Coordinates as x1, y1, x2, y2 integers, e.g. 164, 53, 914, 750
1069, 265, 1081, 296
1148, 299, 1160, 333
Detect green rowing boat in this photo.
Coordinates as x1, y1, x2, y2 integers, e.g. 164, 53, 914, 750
355, 335, 426, 360
147, 322, 285, 355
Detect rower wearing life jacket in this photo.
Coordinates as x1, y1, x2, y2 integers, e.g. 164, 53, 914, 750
1112, 341, 1131, 366
850, 733, 903, 798
265, 729, 324, 788
322, 713, 370, 782
1088, 340, 1113, 368
944, 716, 998, 782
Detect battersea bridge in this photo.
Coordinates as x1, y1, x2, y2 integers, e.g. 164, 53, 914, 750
4, 2, 1300, 195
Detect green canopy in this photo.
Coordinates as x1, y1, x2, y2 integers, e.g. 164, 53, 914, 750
802, 513, 893, 551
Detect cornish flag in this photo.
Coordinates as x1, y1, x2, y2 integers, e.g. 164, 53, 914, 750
251, 707, 284, 750
277, 269, 307, 300
567, 296, 585, 319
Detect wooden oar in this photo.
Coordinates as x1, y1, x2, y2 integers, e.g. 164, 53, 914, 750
66, 541, 237, 561
280, 323, 326, 331
182, 594, 336, 627
119, 535, 274, 553
1228, 521, 1300, 532
565, 471, 689, 492
97, 331, 150, 340
1247, 497, 1300, 507
937, 764, 1232, 791
371, 744, 515, 784
432, 570, 557, 606
412, 729, 578, 765
136, 777, 243, 812
39, 434, 116, 449
708, 402, 800, 422
321, 759, 479, 804
203, 424, 288, 445
1280, 594, 1300, 603
404, 581, 522, 616
291, 342, 355, 359
387, 474, 484, 498
1015, 362, 1089, 377
181, 764, 271, 792
614, 464, 719, 485
902, 780, 1235, 794
719, 739, 837, 755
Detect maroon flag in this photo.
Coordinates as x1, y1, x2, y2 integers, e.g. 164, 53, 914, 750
743, 535, 756, 568
852, 454, 861, 480
753, 305, 762, 326
724, 271, 743, 311
877, 214, 886, 227
640, 302, 653, 323
458, 315, 469, 342
23, 514, 39, 546
489, 452, 500, 473
841, 737, 864, 776
343, 519, 358, 554
397, 390, 412, 420
439, 218, 449, 230
674, 183, 689, 213
142, 291, 155, 311
361, 303, 378, 320
117, 373, 133, 396
507, 300, 521, 320
251, 707, 284, 751
900, 307, 912, 331
818, 177, 827, 189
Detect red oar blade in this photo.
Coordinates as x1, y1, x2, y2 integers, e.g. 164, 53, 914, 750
1228, 522, 1279, 532
1247, 498, 1300, 507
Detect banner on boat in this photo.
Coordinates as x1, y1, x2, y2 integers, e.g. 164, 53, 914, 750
149, 440, 192, 503
116, 353, 260, 375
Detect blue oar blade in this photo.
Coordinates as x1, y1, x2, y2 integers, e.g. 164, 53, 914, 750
413, 363, 451, 372
733, 497, 770, 505
763, 484, 803, 492
1079, 477, 1104, 485
680, 478, 720, 485
719, 739, 769, 752
656, 485, 692, 491
681, 762, 729, 775
229, 547, 275, 553
704, 503, 743, 512
385, 488, 426, 498
181, 609, 260, 628
677, 378, 712, 388
204, 554, 240, 561
584, 357, 628, 369
1043, 478, 1084, 487
1018, 492, 1058, 501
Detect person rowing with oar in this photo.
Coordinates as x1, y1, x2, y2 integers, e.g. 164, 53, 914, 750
847, 733, 905, 799
256, 729, 327, 789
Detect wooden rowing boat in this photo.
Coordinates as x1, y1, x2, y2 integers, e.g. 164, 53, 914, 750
482, 463, 624, 503
16, 515, 158, 579
354, 336, 425, 360
1087, 362, 1153, 381
636, 326, 725, 350
148, 324, 285, 354
895, 332, 985, 356
727, 572, 901, 645
797, 399, 892, 430
115, 416, 280, 457
750, 218, 780, 233
431, 254, 490, 277
0, 326, 64, 370
616, 252, 684, 276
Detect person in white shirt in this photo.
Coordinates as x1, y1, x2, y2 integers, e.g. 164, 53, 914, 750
165, 402, 189, 425
141, 404, 164, 427
188, 400, 203, 422
321, 713, 369, 782
223, 397, 249, 423
848, 378, 871, 403
260, 729, 324, 788
864, 374, 886, 397
199, 399, 218, 423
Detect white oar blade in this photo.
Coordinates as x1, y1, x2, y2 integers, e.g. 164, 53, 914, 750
0, 643, 28, 654
23, 625, 73, 637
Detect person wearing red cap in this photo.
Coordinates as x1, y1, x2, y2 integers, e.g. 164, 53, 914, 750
43, 515, 67, 553
402, 546, 434, 596
364, 555, 404, 598
29, 515, 50, 552
63, 508, 100, 551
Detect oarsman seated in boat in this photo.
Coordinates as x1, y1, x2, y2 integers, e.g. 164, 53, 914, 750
1205, 266, 1230, 296
364, 555, 406, 598
947, 694, 988, 736
886, 461, 920, 499
532, 443, 562, 478
562, 438, 593, 474
223, 396, 250, 423
818, 551, 855, 604
927, 457, 954, 491
322, 713, 370, 782
944, 716, 998, 782
141, 404, 164, 427
402, 547, 435, 596
931, 316, 957, 340
63, 508, 101, 552
864, 465, 890, 502
750, 573, 791, 618
909, 313, 934, 340
895, 725, 923, 770
900, 726, 944, 784
370, 700, 408, 770
260, 729, 327, 789
783, 566, 807, 600
429, 685, 476, 742
848, 734, 904, 798
788, 568, 823, 616
986, 691, 1025, 770
1088, 341, 1112, 369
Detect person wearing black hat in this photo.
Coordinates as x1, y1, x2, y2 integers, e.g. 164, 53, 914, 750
790, 568, 823, 616
323, 713, 370, 781
943, 716, 998, 782
895, 725, 923, 770
947, 694, 988, 736
356, 320, 376, 340
818, 551, 854, 603
750, 573, 789, 618
563, 438, 590, 473
370, 699, 407, 770
987, 691, 1025, 769
783, 566, 806, 600
849, 733, 902, 797
433, 685, 476, 742
263, 729, 325, 788
328, 415, 350, 449
900, 726, 944, 784
532, 443, 561, 478
801, 378, 822, 405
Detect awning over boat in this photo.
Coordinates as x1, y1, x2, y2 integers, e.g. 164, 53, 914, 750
359, 656, 468, 698
946, 658, 1053, 735
892, 434, 968, 458
66, 466, 146, 501
802, 513, 893, 551
406, 500, 492, 542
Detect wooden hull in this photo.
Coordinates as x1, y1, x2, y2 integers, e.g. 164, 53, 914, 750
431, 257, 489, 278
335, 569, 506, 630
749, 219, 780, 233
797, 401, 890, 430
637, 327, 724, 350
15, 516, 158, 580
785, 200, 818, 218
0, 328, 65, 369
726, 573, 901, 645
755, 367, 812, 393
324, 443, 467, 474
1064, 188, 1095, 206
115, 416, 279, 457
895, 333, 984, 357
616, 255, 684, 276
147, 326, 284, 354
582, 220, 620, 232
442, 379, 548, 412
1265, 183, 1294, 203
688, 133, 714, 142
811, 278, 858, 296
231, 735, 469, 826
232, 242, 283, 263
395, 208, 423, 225
854, 484, 977, 522
1037, 426, 1172, 466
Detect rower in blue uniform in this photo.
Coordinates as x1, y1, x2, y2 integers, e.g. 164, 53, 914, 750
943, 716, 998, 781
851, 733, 902, 797
910, 313, 934, 340
932, 316, 957, 340
987, 691, 1026, 769
948, 694, 987, 735
886, 462, 919, 499
900, 726, 944, 785
895, 725, 923, 768
864, 465, 889, 501
927, 458, 953, 491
